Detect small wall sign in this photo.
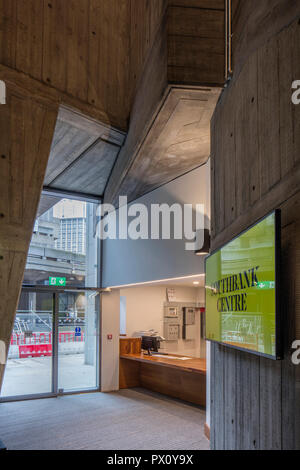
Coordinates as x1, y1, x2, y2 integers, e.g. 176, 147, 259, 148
75, 327, 82, 337
49, 276, 66, 286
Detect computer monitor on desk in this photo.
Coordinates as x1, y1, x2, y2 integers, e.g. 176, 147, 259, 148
141, 336, 160, 355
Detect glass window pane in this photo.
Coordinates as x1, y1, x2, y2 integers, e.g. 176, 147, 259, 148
1, 292, 53, 398
58, 291, 99, 392
24, 196, 101, 288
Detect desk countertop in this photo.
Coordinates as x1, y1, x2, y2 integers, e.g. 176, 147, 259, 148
120, 353, 206, 375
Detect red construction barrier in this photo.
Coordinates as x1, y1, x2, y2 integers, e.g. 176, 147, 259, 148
10, 330, 85, 359
11, 331, 84, 346
59, 332, 84, 343
19, 344, 52, 358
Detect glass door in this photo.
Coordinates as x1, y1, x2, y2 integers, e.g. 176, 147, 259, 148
57, 290, 100, 393
1, 288, 101, 401
1, 290, 55, 399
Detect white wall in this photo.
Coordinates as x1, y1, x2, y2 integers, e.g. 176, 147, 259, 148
102, 162, 210, 288
101, 161, 211, 408
101, 290, 120, 392
120, 285, 206, 358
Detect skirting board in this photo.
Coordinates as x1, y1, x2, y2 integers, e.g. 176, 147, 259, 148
204, 423, 210, 441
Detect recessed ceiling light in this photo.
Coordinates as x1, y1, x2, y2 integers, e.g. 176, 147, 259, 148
193, 281, 200, 285
107, 274, 205, 289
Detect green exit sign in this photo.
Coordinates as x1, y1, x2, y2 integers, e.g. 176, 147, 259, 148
256, 281, 275, 290
49, 277, 66, 287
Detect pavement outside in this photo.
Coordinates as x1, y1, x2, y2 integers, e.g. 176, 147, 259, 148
1, 354, 97, 398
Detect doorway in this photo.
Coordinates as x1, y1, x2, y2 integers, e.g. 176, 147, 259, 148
0, 287, 101, 401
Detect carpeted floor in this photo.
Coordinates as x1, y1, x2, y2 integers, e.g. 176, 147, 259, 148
0, 388, 209, 450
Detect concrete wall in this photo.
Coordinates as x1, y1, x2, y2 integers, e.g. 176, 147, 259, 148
206, 341, 211, 429
210, 9, 300, 449
102, 162, 210, 288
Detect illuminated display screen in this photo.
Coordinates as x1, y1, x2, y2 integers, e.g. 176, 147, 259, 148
205, 211, 281, 359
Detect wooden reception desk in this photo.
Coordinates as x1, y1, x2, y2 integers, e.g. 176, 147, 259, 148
119, 338, 206, 407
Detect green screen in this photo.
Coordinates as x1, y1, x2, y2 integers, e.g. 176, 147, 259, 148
205, 212, 278, 358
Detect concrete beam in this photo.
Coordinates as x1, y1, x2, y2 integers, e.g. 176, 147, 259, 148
0, 83, 58, 391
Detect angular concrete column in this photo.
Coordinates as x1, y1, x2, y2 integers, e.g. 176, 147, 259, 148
0, 82, 58, 391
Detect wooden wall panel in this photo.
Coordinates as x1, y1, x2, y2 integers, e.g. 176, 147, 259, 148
119, 358, 141, 389
140, 362, 206, 407
0, 86, 58, 390
210, 17, 300, 450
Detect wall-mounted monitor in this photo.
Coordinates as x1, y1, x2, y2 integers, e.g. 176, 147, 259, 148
205, 210, 281, 359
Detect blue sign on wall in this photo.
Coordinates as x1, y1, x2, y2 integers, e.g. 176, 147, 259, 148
75, 327, 82, 337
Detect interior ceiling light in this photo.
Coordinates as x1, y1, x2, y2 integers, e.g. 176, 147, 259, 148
108, 274, 205, 290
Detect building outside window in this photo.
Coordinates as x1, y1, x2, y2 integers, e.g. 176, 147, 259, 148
24, 196, 101, 289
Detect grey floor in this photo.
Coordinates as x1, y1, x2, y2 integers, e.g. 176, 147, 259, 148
0, 388, 209, 450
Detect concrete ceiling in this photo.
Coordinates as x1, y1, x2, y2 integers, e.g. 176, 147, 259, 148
36, 194, 62, 218
39, 0, 225, 205
1, 0, 226, 206
43, 107, 126, 198
111, 86, 221, 204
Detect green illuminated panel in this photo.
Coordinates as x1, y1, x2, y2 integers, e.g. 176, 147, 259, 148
205, 212, 278, 358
